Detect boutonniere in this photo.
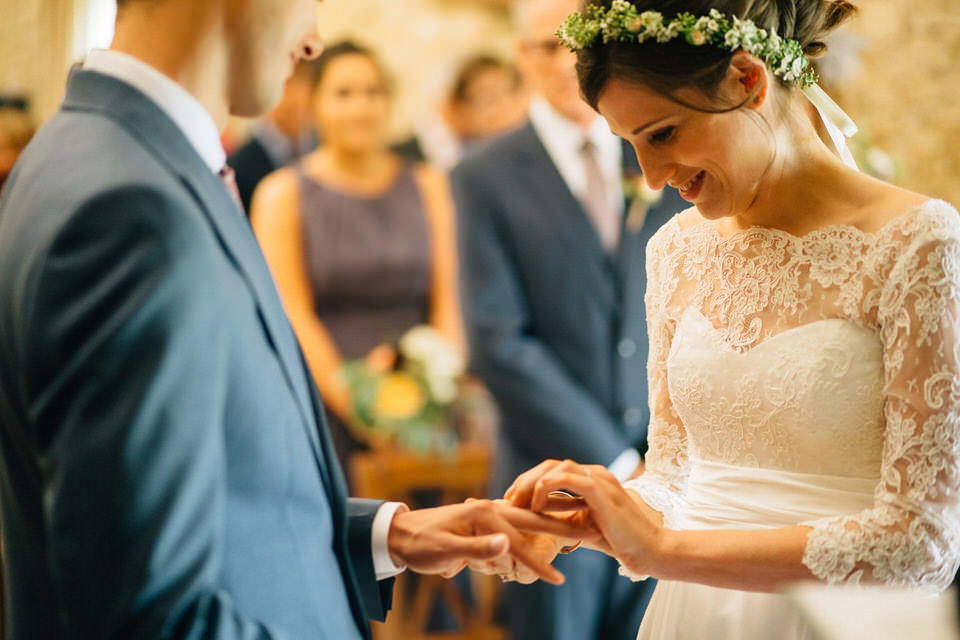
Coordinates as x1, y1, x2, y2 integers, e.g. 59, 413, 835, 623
623, 175, 663, 232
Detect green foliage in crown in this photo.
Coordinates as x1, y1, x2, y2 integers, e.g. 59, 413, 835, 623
557, 1, 819, 88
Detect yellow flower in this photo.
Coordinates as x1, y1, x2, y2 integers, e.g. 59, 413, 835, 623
373, 373, 426, 420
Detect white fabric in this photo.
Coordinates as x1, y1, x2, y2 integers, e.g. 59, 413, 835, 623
528, 99, 624, 220
372, 501, 408, 580
609, 448, 642, 483
622, 199, 960, 639
83, 49, 225, 174
803, 84, 859, 170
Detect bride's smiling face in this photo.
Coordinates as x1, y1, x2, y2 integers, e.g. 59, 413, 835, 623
596, 60, 778, 220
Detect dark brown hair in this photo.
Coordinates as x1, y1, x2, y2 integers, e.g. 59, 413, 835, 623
310, 41, 391, 93
576, 0, 857, 111
449, 55, 522, 104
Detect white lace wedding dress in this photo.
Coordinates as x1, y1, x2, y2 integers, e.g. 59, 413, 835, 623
620, 199, 960, 639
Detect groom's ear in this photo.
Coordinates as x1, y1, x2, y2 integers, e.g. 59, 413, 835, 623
726, 51, 770, 110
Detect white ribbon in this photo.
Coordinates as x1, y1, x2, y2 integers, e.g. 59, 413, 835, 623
802, 83, 859, 170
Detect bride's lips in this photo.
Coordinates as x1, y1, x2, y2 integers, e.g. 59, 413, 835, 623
676, 170, 706, 202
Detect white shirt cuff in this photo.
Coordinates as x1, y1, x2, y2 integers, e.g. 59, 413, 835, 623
608, 448, 641, 483
372, 501, 409, 581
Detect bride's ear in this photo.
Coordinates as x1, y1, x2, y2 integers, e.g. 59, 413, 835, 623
724, 51, 770, 110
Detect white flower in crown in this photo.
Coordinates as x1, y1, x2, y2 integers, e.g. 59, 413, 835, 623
642, 10, 664, 32
556, 5, 819, 88
658, 21, 682, 43
694, 16, 720, 37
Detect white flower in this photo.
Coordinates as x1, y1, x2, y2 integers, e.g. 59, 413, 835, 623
694, 16, 720, 36
426, 374, 458, 404
725, 28, 743, 48
658, 22, 681, 42
398, 326, 466, 386
791, 56, 808, 78
641, 11, 664, 32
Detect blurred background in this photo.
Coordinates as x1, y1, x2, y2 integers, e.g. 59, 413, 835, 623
1, 0, 959, 203
1, 2, 959, 639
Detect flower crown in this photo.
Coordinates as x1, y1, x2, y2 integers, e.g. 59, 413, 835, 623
557, 1, 819, 89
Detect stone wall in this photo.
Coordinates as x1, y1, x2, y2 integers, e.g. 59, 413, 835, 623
1, 0, 957, 204
315, 0, 515, 140
840, 0, 960, 204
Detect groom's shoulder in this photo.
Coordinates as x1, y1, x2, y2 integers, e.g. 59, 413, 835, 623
3, 107, 185, 229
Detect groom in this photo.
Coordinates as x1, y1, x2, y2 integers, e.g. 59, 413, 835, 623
0, 1, 579, 638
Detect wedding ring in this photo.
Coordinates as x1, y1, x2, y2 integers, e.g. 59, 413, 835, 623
559, 540, 583, 554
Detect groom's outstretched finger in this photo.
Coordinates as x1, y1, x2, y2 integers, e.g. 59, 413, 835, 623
445, 531, 511, 563
497, 503, 599, 540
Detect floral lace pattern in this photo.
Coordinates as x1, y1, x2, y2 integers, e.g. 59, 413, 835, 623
626, 200, 960, 591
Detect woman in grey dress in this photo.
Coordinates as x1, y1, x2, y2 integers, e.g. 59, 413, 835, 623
251, 42, 464, 471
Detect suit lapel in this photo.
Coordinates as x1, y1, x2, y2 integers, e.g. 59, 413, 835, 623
62, 69, 330, 488
513, 124, 618, 309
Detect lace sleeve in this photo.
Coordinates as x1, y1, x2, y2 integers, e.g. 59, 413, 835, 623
802, 209, 960, 592
619, 223, 691, 581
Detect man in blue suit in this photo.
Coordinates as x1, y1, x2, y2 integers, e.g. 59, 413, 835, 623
0, 1, 581, 638
452, 0, 688, 638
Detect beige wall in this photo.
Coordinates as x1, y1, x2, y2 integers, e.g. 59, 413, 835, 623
315, 0, 515, 139
0, 0, 76, 122
840, 0, 960, 205
1, 0, 957, 205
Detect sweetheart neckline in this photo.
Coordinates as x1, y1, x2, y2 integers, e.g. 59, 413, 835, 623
677, 307, 878, 355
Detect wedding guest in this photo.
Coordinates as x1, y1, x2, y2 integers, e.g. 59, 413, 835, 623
0, 0, 584, 637
451, 0, 686, 638
0, 107, 34, 192
251, 41, 465, 475
505, 2, 960, 639
227, 57, 321, 214
417, 55, 529, 171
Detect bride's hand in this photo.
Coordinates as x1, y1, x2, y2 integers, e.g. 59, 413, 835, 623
504, 459, 667, 579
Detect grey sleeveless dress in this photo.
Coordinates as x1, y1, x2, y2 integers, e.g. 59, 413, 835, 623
298, 163, 432, 473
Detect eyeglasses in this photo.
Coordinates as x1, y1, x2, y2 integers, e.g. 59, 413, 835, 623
522, 38, 566, 57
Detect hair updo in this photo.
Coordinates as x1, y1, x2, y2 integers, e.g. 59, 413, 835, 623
576, 0, 857, 110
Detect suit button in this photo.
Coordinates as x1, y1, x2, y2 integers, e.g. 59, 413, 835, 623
623, 407, 642, 427
618, 338, 637, 359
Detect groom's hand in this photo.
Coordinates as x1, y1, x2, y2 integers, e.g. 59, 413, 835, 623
386, 499, 592, 585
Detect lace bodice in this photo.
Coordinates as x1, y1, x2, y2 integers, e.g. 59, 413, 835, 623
625, 199, 960, 591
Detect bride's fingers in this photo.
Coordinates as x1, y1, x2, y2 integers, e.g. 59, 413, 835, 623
540, 494, 590, 512
507, 459, 594, 508
528, 471, 620, 519
504, 459, 564, 505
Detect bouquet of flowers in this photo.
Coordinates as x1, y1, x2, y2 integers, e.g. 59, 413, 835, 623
340, 326, 467, 454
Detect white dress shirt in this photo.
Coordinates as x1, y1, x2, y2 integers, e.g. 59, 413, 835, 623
82, 49, 407, 580
527, 99, 641, 482
528, 98, 625, 221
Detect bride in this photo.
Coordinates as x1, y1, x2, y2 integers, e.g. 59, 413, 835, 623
496, 1, 960, 638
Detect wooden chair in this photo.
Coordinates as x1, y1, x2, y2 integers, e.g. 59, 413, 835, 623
350, 445, 505, 640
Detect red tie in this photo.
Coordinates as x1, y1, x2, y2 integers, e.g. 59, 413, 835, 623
219, 164, 244, 212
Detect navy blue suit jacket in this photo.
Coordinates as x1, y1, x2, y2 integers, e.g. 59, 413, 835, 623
227, 136, 278, 216
453, 122, 687, 492
0, 69, 391, 639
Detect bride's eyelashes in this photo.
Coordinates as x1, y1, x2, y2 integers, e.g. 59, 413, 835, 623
648, 125, 676, 146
